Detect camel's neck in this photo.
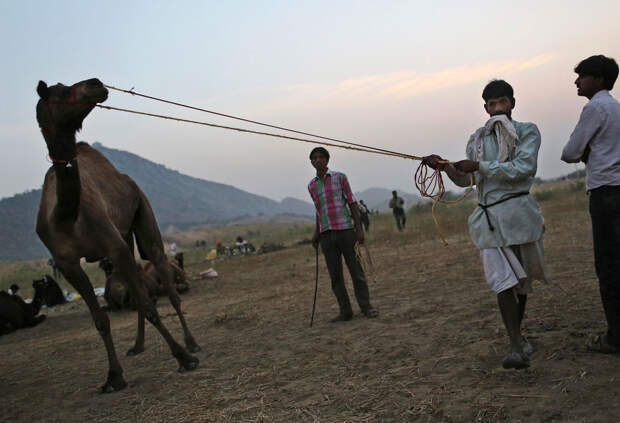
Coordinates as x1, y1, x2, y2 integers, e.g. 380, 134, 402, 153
52, 158, 81, 222
42, 129, 78, 162
42, 130, 81, 222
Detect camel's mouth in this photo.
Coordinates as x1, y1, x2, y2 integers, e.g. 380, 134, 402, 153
95, 88, 109, 104
91, 87, 108, 104
81, 78, 108, 104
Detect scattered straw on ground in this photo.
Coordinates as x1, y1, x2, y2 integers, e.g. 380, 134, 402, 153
2, 184, 619, 422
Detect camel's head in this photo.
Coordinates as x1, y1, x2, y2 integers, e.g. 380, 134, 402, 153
98, 257, 114, 277
36, 78, 108, 161
105, 280, 130, 310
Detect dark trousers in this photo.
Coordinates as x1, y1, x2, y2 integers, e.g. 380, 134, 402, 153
590, 185, 620, 346
393, 208, 406, 231
320, 229, 371, 314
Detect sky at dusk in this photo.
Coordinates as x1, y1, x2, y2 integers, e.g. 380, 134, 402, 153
1, 1, 619, 202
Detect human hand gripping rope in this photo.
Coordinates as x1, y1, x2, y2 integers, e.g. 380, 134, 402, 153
96, 83, 473, 244
415, 159, 474, 245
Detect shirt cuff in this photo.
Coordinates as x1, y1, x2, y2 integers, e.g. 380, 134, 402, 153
478, 161, 491, 176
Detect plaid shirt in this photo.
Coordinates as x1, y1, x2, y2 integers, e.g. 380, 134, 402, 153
308, 170, 357, 233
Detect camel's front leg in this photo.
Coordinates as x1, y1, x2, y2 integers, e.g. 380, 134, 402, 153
57, 258, 127, 393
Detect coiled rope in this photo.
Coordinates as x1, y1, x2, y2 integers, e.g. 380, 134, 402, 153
96, 84, 474, 243
356, 243, 377, 283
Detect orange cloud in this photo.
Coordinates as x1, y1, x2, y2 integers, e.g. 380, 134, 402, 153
331, 54, 554, 101
267, 54, 554, 113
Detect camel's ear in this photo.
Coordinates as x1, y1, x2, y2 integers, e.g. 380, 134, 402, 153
37, 80, 49, 100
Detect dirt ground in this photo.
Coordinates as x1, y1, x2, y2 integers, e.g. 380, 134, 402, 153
2, 190, 619, 422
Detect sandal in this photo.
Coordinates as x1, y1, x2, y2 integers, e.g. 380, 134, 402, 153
586, 334, 620, 354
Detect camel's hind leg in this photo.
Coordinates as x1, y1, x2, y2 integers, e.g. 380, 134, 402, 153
106, 240, 199, 373
55, 258, 127, 393
132, 192, 201, 353
158, 261, 200, 352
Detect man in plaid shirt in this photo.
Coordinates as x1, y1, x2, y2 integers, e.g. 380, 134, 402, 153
308, 147, 378, 322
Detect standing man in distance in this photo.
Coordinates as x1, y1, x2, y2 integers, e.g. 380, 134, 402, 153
389, 190, 406, 231
308, 147, 378, 322
561, 55, 620, 354
358, 199, 371, 232
425, 79, 549, 370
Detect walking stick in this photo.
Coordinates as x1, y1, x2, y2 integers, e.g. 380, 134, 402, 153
310, 246, 319, 327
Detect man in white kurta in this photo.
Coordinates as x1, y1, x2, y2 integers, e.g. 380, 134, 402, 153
425, 79, 550, 370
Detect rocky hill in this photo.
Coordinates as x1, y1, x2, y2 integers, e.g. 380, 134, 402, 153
0, 142, 314, 260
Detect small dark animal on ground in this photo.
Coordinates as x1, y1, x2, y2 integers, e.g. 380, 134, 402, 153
32, 275, 66, 307
102, 260, 159, 311
102, 259, 188, 310
0, 291, 45, 336
144, 260, 190, 295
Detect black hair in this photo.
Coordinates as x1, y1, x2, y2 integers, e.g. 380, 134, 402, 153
574, 55, 619, 90
309, 147, 330, 160
10, 284, 19, 292
482, 79, 514, 102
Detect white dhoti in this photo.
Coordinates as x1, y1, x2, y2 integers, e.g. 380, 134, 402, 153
480, 238, 550, 294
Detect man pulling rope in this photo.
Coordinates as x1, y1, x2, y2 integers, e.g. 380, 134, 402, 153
424, 79, 550, 370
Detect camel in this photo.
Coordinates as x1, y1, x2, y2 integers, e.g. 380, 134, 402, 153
0, 291, 45, 335
144, 260, 190, 294
32, 275, 66, 307
102, 260, 159, 310
35, 78, 200, 393
101, 258, 187, 311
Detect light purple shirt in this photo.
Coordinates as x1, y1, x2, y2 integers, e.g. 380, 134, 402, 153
561, 90, 620, 190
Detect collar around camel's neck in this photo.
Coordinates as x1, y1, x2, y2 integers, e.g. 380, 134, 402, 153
41, 129, 78, 163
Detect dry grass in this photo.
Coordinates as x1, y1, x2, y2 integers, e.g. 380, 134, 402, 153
2, 179, 619, 422
164, 218, 315, 251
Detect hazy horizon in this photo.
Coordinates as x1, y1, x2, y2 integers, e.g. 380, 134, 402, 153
2, 1, 618, 202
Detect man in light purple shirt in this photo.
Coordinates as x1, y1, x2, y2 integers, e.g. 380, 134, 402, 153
561, 54, 620, 354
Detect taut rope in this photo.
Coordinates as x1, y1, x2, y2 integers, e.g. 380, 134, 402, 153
103, 84, 424, 160
97, 85, 475, 243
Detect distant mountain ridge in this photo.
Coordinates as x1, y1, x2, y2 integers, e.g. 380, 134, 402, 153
0, 144, 586, 261
0, 189, 43, 260
91, 143, 315, 228
0, 142, 315, 260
